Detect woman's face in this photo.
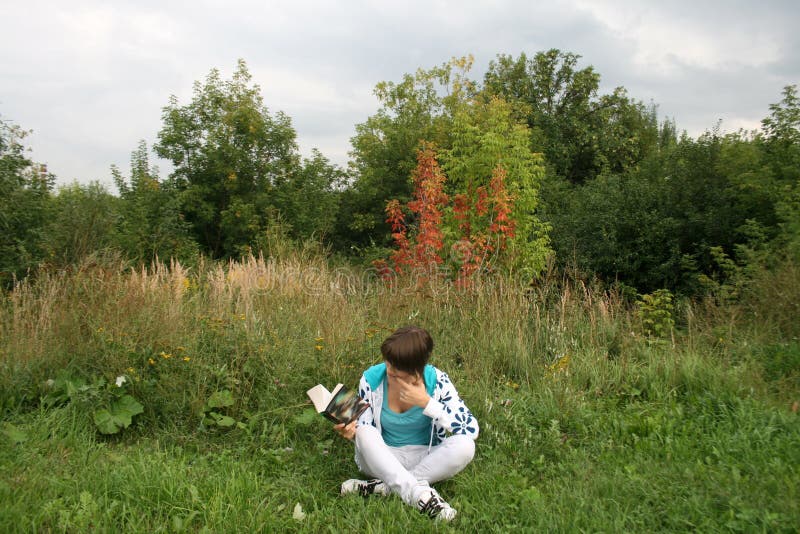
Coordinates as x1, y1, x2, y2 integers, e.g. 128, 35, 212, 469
385, 361, 419, 385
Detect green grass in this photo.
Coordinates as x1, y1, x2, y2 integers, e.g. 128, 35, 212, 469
1, 255, 798, 532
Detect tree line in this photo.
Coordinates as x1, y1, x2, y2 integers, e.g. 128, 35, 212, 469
2, 52, 798, 296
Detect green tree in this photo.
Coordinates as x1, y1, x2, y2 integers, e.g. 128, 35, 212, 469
155, 60, 299, 258
0, 118, 52, 286
340, 57, 475, 252
112, 141, 198, 264
41, 182, 120, 267
761, 85, 800, 257
443, 95, 551, 278
272, 149, 344, 241
484, 50, 658, 183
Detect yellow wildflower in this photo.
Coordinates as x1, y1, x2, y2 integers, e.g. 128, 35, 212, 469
548, 354, 570, 374
183, 356, 190, 362
148, 358, 155, 366
315, 345, 323, 351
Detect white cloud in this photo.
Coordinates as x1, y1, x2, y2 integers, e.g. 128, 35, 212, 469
575, 0, 784, 73
0, 0, 797, 186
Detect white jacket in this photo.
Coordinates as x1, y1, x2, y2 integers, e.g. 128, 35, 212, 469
356, 363, 479, 447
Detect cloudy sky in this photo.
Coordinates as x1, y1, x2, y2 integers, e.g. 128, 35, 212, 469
1, 0, 798, 188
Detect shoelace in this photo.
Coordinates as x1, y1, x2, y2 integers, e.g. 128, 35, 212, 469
418, 494, 445, 518
358, 479, 381, 497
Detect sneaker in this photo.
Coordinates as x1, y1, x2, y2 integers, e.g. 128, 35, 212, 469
416, 489, 457, 522
340, 478, 389, 497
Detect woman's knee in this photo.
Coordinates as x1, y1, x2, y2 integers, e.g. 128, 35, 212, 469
447, 434, 475, 465
355, 423, 381, 449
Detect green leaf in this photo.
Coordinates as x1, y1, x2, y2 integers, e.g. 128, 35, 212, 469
93, 408, 119, 434
93, 395, 144, 434
207, 390, 234, 409
112, 394, 144, 427
293, 408, 318, 426
215, 415, 236, 427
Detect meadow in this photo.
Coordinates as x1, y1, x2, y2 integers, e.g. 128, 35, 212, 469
1, 252, 798, 532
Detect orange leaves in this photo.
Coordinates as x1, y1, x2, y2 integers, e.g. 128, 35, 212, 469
487, 165, 515, 244
409, 143, 448, 269
385, 199, 405, 233
379, 145, 518, 289
380, 144, 448, 277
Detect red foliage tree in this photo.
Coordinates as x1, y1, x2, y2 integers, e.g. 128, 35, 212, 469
407, 143, 448, 272
379, 149, 518, 290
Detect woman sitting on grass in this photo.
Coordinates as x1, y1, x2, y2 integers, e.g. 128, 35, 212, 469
334, 326, 478, 522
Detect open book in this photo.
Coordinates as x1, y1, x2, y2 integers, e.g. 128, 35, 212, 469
306, 383, 369, 425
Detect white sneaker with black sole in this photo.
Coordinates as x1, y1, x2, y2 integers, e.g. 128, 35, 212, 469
340, 478, 390, 497
416, 488, 457, 522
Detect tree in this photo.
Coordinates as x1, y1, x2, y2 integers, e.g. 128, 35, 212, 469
0, 118, 52, 286
761, 85, 800, 257
484, 50, 658, 183
443, 95, 550, 278
112, 141, 198, 264
271, 149, 344, 241
41, 181, 120, 267
155, 60, 299, 258
340, 57, 475, 252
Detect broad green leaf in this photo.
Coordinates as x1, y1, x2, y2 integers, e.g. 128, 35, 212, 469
94, 408, 120, 434
111, 395, 144, 428
94, 395, 144, 434
207, 390, 234, 409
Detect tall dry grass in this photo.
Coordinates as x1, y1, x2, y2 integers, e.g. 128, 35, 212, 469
0, 250, 781, 420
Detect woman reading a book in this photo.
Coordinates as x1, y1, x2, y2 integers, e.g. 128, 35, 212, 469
334, 326, 478, 522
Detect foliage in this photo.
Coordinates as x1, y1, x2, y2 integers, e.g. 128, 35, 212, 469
483, 49, 659, 183
40, 181, 120, 267
155, 59, 300, 258
377, 143, 544, 285
340, 57, 475, 251
762, 85, 800, 258
636, 289, 675, 339
0, 118, 53, 287
443, 95, 551, 278
271, 149, 344, 241
42, 373, 143, 435
112, 141, 199, 265
200, 389, 237, 429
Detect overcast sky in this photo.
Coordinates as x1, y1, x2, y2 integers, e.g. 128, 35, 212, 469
1, 0, 798, 188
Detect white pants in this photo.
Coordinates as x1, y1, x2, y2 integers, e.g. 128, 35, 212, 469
354, 425, 475, 505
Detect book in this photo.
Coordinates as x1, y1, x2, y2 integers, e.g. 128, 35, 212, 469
306, 383, 369, 425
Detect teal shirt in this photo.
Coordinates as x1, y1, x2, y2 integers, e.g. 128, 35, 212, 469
381, 380, 432, 446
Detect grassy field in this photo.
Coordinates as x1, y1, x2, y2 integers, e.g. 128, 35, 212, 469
1, 254, 798, 532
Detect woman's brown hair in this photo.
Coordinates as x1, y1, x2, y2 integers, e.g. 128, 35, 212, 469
380, 326, 433, 375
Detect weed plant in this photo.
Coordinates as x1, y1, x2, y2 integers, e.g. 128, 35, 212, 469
1, 253, 798, 532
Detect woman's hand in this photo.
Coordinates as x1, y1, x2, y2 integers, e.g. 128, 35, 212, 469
397, 374, 431, 408
333, 420, 356, 441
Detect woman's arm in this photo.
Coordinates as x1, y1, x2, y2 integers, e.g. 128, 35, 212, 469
355, 374, 375, 429
422, 371, 479, 439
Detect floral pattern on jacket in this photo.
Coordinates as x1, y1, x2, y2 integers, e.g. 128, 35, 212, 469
356, 363, 479, 446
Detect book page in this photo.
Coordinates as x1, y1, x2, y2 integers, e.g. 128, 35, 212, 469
306, 384, 332, 413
